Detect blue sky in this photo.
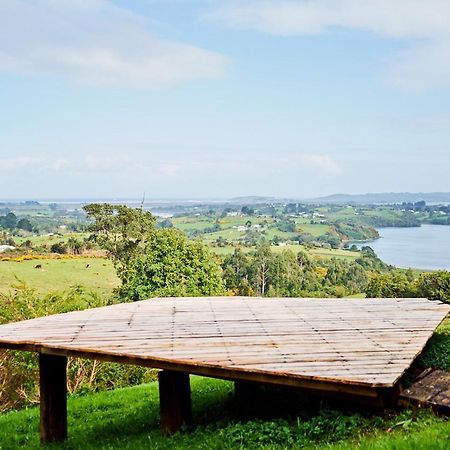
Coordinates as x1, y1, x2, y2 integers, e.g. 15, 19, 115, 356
1, 0, 450, 199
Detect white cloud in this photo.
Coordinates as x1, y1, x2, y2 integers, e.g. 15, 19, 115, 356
0, 0, 228, 89
209, 0, 450, 91
0, 156, 40, 171
169, 150, 341, 176
0, 150, 340, 199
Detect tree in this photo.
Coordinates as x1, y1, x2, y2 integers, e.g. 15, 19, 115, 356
268, 250, 303, 297
83, 203, 156, 286
241, 206, 254, 216
17, 218, 33, 232
157, 219, 174, 229
1, 212, 17, 230
121, 229, 224, 300
50, 242, 67, 254
252, 241, 272, 296
67, 237, 84, 255
84, 203, 224, 300
222, 247, 253, 295
416, 271, 450, 304
344, 264, 369, 293
365, 273, 413, 298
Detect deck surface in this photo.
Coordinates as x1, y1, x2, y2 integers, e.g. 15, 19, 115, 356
0, 297, 448, 393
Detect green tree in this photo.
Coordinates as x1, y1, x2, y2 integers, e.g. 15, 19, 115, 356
1, 212, 17, 230
157, 218, 174, 229
365, 273, 414, 298
84, 204, 224, 301
121, 229, 224, 300
415, 271, 450, 304
222, 247, 253, 296
16, 218, 33, 232
50, 241, 67, 254
344, 264, 369, 293
268, 250, 303, 297
67, 237, 84, 255
83, 203, 156, 286
252, 241, 272, 296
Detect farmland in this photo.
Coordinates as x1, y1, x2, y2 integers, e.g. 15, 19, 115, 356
0, 257, 118, 295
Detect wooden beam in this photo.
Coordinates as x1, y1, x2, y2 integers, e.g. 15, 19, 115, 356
158, 370, 192, 434
39, 353, 68, 444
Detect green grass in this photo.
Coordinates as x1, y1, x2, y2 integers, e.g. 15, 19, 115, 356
309, 247, 360, 261
0, 376, 448, 449
0, 257, 119, 296
419, 318, 450, 370
294, 222, 332, 237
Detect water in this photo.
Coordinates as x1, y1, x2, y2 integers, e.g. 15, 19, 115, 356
354, 224, 450, 270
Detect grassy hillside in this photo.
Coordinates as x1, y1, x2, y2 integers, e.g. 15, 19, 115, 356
0, 257, 118, 295
211, 244, 360, 261
0, 376, 448, 449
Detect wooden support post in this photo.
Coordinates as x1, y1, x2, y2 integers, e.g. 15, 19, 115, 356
39, 353, 68, 444
158, 370, 191, 434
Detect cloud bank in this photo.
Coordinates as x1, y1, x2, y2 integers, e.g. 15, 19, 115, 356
0, 0, 228, 89
210, 0, 450, 91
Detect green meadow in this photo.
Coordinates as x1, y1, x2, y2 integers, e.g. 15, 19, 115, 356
0, 376, 449, 449
0, 257, 118, 296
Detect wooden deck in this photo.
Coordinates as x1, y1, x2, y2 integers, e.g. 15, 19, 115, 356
0, 297, 448, 441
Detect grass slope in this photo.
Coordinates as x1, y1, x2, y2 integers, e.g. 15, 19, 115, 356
0, 258, 118, 295
0, 376, 448, 449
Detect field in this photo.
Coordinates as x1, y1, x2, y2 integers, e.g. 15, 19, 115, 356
0, 376, 449, 449
0, 257, 118, 296
211, 244, 360, 261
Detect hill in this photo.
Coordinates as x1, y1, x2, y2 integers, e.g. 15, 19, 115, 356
308, 192, 450, 205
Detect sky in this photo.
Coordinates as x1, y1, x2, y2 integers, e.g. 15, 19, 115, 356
1, 0, 450, 199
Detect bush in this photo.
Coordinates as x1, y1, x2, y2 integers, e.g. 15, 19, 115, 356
415, 271, 450, 304
365, 273, 415, 298
366, 270, 450, 303
120, 229, 225, 300
0, 287, 156, 412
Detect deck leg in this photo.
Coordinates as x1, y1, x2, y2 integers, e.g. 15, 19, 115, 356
158, 370, 191, 434
39, 353, 68, 444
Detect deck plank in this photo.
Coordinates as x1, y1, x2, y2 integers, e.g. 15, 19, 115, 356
0, 297, 448, 391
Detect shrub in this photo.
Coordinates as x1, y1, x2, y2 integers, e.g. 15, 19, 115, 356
415, 271, 450, 304
365, 272, 415, 298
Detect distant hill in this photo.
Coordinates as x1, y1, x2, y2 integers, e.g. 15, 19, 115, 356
308, 192, 450, 205
228, 196, 279, 204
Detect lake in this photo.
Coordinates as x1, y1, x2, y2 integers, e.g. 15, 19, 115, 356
355, 224, 450, 270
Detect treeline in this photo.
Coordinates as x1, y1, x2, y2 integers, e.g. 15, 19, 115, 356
221, 245, 385, 298
0, 213, 35, 232
366, 271, 450, 303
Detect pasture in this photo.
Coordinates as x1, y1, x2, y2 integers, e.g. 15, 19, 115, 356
211, 244, 360, 261
0, 257, 118, 295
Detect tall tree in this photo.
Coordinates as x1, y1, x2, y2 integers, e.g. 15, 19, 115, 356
83, 203, 156, 285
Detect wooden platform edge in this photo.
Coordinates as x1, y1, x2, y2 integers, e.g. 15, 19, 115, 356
388, 310, 450, 389
0, 342, 383, 397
